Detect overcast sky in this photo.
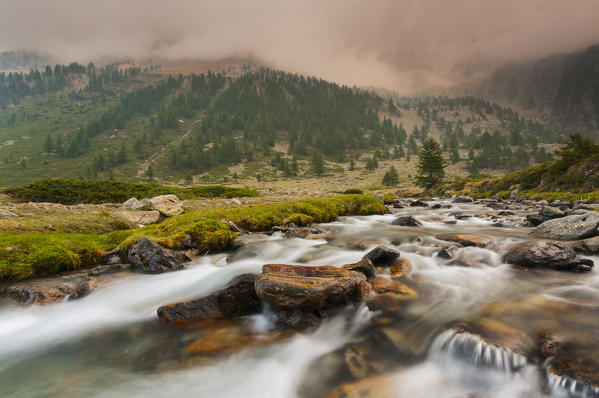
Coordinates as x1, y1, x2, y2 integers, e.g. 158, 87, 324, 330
1, 0, 598, 92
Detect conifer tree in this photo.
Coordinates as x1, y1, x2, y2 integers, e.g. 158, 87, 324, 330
415, 138, 447, 189
382, 166, 399, 186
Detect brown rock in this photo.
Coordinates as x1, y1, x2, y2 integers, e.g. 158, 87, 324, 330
5, 285, 70, 305
343, 259, 376, 280
157, 274, 262, 322
72, 277, 99, 299
435, 234, 492, 247
362, 246, 400, 267
255, 264, 365, 310
355, 280, 372, 301
325, 374, 393, 398
389, 258, 411, 279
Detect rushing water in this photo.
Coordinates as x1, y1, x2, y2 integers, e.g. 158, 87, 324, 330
0, 200, 597, 398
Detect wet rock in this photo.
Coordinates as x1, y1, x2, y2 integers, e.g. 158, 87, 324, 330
409, 199, 428, 207
503, 240, 594, 272
325, 374, 393, 398
101, 247, 122, 265
121, 197, 144, 210
128, 237, 191, 273
71, 276, 99, 299
567, 236, 599, 254
0, 209, 18, 218
343, 259, 376, 280
534, 213, 599, 240
346, 240, 386, 251
435, 234, 492, 248
275, 309, 326, 329
231, 233, 270, 249
112, 210, 160, 225
284, 227, 322, 239
355, 280, 373, 301
526, 214, 544, 227
88, 263, 131, 276
437, 245, 459, 259
5, 285, 70, 305
389, 258, 412, 279
453, 213, 473, 220
157, 274, 261, 322
453, 196, 474, 203
498, 210, 515, 216
371, 278, 416, 295
430, 203, 442, 209
255, 264, 365, 310
539, 206, 565, 219
362, 246, 400, 267
147, 194, 184, 217
367, 283, 418, 316
391, 216, 421, 226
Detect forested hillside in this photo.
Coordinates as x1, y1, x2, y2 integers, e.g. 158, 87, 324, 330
0, 61, 564, 187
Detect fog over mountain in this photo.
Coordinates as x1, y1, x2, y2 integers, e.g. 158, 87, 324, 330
1, 0, 599, 93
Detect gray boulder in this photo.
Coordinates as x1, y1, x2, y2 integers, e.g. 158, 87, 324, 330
128, 237, 191, 273
539, 206, 565, 219
0, 209, 18, 218
566, 236, 599, 254
503, 240, 594, 272
534, 213, 599, 240
452, 196, 474, 203
391, 216, 422, 227
147, 194, 184, 217
113, 210, 160, 225
121, 198, 144, 210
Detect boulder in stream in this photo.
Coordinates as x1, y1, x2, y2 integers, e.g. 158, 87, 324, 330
391, 216, 422, 227
128, 237, 192, 273
534, 213, 599, 240
567, 236, 599, 254
5, 285, 71, 305
435, 234, 492, 248
503, 240, 594, 272
254, 264, 366, 310
157, 274, 262, 322
362, 246, 400, 267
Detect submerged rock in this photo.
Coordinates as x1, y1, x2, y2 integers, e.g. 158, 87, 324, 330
503, 240, 594, 272
391, 216, 422, 226
147, 194, 184, 217
362, 246, 400, 267
534, 213, 599, 240
255, 264, 365, 310
128, 237, 192, 273
435, 234, 492, 248
157, 274, 261, 322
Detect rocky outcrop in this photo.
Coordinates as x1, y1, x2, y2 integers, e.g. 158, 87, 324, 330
435, 234, 492, 247
112, 210, 160, 225
535, 213, 599, 240
146, 194, 184, 217
157, 274, 261, 322
128, 237, 191, 273
362, 246, 400, 267
503, 240, 594, 272
255, 264, 366, 310
121, 197, 144, 210
391, 216, 421, 226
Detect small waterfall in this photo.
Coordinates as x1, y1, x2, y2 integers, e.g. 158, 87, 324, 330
430, 329, 528, 373
546, 365, 599, 398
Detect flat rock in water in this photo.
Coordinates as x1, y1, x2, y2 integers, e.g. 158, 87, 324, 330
231, 233, 270, 249
539, 205, 565, 219
435, 234, 492, 247
255, 264, 365, 310
128, 237, 191, 273
391, 216, 421, 226
121, 197, 144, 210
503, 240, 594, 272
5, 285, 71, 305
534, 213, 599, 240
157, 274, 262, 321
113, 210, 160, 225
147, 194, 184, 217
362, 246, 400, 266
452, 196, 474, 203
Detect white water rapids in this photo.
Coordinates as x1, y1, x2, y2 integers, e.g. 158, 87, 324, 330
0, 201, 597, 398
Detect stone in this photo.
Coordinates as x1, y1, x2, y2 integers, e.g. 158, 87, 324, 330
0, 209, 18, 218
391, 216, 422, 227
275, 309, 325, 329
567, 236, 599, 254
5, 285, 70, 305
325, 374, 393, 398
147, 194, 184, 217
409, 199, 428, 207
121, 197, 144, 210
526, 214, 544, 227
112, 210, 160, 225
71, 277, 99, 299
389, 258, 412, 279
362, 246, 400, 267
435, 234, 492, 247
503, 240, 594, 272
535, 213, 599, 240
255, 264, 365, 310
231, 233, 270, 249
88, 263, 131, 276
342, 259, 376, 280
453, 196, 474, 203
437, 245, 459, 259
157, 274, 261, 321
128, 237, 191, 273
539, 206, 565, 219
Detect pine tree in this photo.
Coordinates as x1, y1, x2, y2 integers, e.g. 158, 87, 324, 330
415, 138, 447, 190
311, 150, 325, 175
382, 166, 399, 186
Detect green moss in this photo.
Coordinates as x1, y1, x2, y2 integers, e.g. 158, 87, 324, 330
383, 194, 395, 204
283, 213, 314, 227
